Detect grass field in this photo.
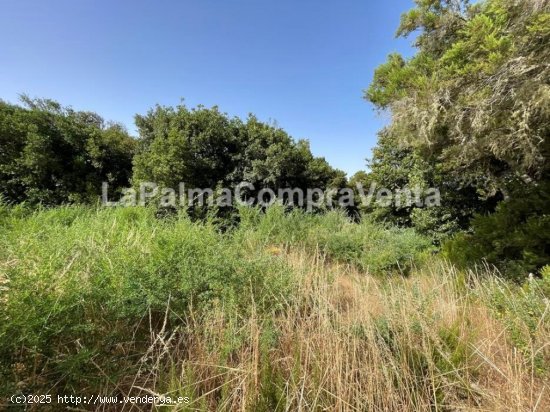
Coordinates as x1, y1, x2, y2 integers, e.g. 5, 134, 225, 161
1, 205, 548, 410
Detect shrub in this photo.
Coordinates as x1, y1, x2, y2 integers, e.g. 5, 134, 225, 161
236, 205, 433, 274
443, 182, 550, 282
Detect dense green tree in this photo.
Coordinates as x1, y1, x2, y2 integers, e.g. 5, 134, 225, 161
133, 103, 345, 204
353, 130, 500, 243
236, 116, 346, 193
0, 97, 135, 205
133, 104, 240, 189
365, 0, 549, 275
367, 0, 549, 190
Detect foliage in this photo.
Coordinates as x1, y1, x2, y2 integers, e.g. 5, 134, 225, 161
367, 0, 549, 188
1, 205, 548, 408
133, 104, 345, 202
0, 204, 430, 398
0, 97, 135, 205
0, 205, 295, 396
364, 0, 550, 274
443, 181, 550, 280
351, 131, 501, 243
236, 205, 433, 274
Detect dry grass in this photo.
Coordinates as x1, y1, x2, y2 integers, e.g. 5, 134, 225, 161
126, 250, 549, 411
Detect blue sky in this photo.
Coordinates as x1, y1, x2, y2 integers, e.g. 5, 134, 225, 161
0, 0, 416, 176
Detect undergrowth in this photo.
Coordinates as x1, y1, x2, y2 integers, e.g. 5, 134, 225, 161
0, 205, 548, 410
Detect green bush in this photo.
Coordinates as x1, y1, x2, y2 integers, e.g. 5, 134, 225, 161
237, 205, 433, 274
443, 183, 550, 282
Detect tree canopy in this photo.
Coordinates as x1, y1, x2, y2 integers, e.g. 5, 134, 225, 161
0, 97, 135, 205
367, 0, 549, 191
364, 0, 550, 276
133, 103, 346, 198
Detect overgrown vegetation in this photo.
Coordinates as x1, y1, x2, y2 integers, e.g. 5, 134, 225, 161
0, 205, 426, 398
0, 205, 548, 410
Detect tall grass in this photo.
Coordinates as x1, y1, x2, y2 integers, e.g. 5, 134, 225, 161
0, 206, 294, 398
0, 205, 548, 410
152, 255, 549, 411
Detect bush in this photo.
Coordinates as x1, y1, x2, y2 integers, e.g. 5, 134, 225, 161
236, 205, 433, 274
443, 183, 550, 282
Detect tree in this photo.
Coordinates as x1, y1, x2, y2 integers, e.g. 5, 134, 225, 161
0, 97, 135, 205
351, 130, 500, 242
365, 0, 549, 275
133, 104, 240, 190
367, 0, 549, 191
133, 103, 345, 206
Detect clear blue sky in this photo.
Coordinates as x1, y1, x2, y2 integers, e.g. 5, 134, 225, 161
0, 0, 416, 176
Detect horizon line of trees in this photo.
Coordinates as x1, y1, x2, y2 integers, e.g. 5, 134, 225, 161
0, 96, 346, 208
